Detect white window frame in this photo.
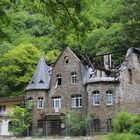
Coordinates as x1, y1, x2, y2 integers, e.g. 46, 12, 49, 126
71, 72, 77, 84
37, 97, 44, 109
93, 91, 100, 106
71, 95, 82, 108
55, 74, 62, 88
52, 97, 61, 109
106, 90, 113, 106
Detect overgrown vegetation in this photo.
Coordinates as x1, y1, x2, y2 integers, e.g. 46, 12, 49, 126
106, 112, 140, 140
63, 110, 95, 136
9, 104, 32, 136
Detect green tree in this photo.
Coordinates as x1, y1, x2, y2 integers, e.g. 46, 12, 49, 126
0, 43, 41, 97
64, 110, 85, 136
9, 104, 32, 136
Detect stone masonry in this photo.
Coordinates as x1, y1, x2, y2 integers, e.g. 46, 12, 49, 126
25, 47, 140, 135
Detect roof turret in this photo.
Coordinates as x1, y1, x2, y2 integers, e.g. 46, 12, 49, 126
25, 55, 51, 91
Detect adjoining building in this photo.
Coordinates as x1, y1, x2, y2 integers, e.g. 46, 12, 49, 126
23, 47, 140, 136
0, 96, 24, 136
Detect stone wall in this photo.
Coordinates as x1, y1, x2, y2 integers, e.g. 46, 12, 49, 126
48, 48, 87, 115
25, 90, 49, 134
119, 52, 140, 114
86, 82, 120, 133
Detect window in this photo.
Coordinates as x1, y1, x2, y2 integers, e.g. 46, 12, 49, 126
37, 97, 44, 109
37, 120, 43, 128
71, 95, 82, 108
52, 97, 61, 109
106, 90, 113, 105
137, 55, 140, 64
0, 105, 6, 112
64, 56, 69, 64
93, 91, 100, 106
107, 118, 112, 132
28, 97, 33, 104
56, 74, 62, 87
93, 119, 100, 132
128, 69, 132, 83
71, 72, 77, 84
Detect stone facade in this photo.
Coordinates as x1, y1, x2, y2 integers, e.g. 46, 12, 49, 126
25, 47, 140, 136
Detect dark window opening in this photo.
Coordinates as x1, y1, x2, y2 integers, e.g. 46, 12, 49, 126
128, 69, 132, 83
37, 120, 44, 128
137, 55, 140, 63
64, 56, 69, 64
56, 74, 62, 86
107, 118, 112, 132
39, 79, 44, 84
93, 119, 100, 132
31, 81, 34, 84
0, 105, 6, 112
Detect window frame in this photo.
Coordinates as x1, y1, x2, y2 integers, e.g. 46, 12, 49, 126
93, 91, 100, 106
52, 97, 61, 109
71, 95, 82, 108
56, 74, 62, 87
28, 97, 33, 104
71, 72, 77, 84
37, 97, 44, 109
106, 90, 113, 106
0, 105, 6, 112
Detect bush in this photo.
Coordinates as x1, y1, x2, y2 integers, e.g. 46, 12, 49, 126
108, 133, 140, 140
112, 112, 133, 133
131, 123, 140, 135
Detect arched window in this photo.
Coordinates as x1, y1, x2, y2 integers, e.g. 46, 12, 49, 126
106, 90, 113, 105
71, 72, 77, 84
64, 56, 69, 64
56, 74, 62, 87
93, 91, 100, 106
37, 97, 44, 109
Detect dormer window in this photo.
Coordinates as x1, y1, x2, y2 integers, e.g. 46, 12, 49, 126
64, 56, 69, 64
56, 74, 62, 87
39, 79, 44, 84
71, 72, 77, 84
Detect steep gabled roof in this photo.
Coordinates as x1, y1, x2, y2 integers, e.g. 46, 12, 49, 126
25, 55, 51, 91
54, 47, 80, 65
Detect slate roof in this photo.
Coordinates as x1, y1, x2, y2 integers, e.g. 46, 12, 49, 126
0, 96, 24, 103
25, 55, 51, 91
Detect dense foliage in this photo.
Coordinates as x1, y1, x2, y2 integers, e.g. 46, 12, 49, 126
0, 0, 140, 97
9, 104, 32, 136
106, 112, 140, 140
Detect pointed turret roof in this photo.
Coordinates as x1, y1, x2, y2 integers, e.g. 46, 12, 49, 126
25, 55, 51, 91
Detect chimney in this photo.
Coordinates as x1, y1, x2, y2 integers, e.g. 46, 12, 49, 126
104, 54, 112, 69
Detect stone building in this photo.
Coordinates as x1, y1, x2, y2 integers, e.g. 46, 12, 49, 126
25, 47, 140, 135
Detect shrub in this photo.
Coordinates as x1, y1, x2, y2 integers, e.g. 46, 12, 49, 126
108, 133, 140, 140
112, 112, 133, 133
130, 122, 140, 135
